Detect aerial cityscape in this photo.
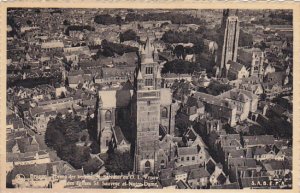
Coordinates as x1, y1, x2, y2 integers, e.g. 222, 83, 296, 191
6, 8, 293, 189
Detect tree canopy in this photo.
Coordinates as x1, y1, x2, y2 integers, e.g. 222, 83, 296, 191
120, 29, 139, 42
94, 14, 124, 25
45, 114, 102, 173
105, 151, 133, 175
161, 30, 204, 54
161, 59, 201, 74
125, 12, 205, 25
95, 40, 138, 58
239, 30, 253, 47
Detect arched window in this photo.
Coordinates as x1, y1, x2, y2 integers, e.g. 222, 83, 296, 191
105, 110, 112, 122
162, 107, 168, 118
145, 161, 151, 173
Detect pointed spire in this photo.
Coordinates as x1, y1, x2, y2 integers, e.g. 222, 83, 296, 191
156, 67, 161, 79
137, 69, 143, 79
141, 36, 154, 64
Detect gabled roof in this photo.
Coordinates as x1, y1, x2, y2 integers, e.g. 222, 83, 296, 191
188, 168, 210, 180
176, 180, 190, 189
16, 137, 39, 153
227, 60, 245, 72
113, 126, 129, 145
220, 134, 241, 147
253, 146, 268, 156
244, 135, 275, 146
177, 146, 198, 156
263, 160, 286, 171
228, 158, 256, 168
184, 127, 198, 141
10, 161, 77, 179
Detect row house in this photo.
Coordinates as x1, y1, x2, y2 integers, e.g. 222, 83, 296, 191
95, 67, 135, 84
193, 92, 237, 127
181, 96, 205, 121
217, 88, 258, 121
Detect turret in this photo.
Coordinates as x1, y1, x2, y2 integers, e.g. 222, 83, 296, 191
137, 69, 143, 90
155, 67, 161, 89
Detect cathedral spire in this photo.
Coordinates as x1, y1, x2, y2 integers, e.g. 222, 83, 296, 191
141, 36, 154, 64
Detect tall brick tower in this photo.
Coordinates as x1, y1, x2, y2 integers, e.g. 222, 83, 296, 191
220, 16, 240, 77
133, 37, 162, 174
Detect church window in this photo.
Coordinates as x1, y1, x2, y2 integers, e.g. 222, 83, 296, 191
162, 107, 168, 118
181, 157, 184, 161
147, 101, 151, 106
192, 156, 195, 161
187, 157, 190, 161
146, 67, 153, 74
145, 79, 153, 86
105, 110, 112, 122
145, 161, 151, 173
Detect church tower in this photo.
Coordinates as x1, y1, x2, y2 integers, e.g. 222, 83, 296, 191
220, 16, 240, 77
250, 50, 264, 77
133, 37, 161, 174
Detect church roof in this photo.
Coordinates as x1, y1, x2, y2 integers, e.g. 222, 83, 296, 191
99, 89, 132, 108
227, 60, 244, 72
177, 146, 198, 156
113, 126, 129, 145
188, 168, 210, 180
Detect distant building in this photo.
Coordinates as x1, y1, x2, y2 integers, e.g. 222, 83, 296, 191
220, 16, 240, 77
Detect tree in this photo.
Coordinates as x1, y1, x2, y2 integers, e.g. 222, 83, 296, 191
206, 81, 233, 96
63, 20, 70, 26
239, 30, 253, 47
96, 40, 138, 58
116, 15, 123, 27
94, 14, 118, 25
45, 114, 95, 172
45, 124, 66, 150
120, 29, 138, 42
90, 141, 100, 154
161, 59, 200, 74
26, 20, 32, 26
175, 113, 191, 136
83, 157, 103, 174
105, 151, 133, 174
173, 45, 185, 59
